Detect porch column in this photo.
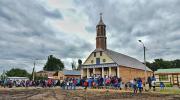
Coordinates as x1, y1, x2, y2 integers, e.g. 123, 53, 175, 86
109, 67, 111, 77
93, 68, 95, 76
81, 68, 83, 78
102, 67, 104, 78
87, 68, 89, 78
117, 66, 120, 78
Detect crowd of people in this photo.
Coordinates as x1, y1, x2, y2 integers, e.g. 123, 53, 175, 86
0, 75, 158, 94
0, 79, 59, 88
59, 76, 122, 90
59, 75, 157, 94
129, 75, 157, 94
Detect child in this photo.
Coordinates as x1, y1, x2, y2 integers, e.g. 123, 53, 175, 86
151, 80, 156, 91
66, 80, 69, 90
137, 79, 143, 93
133, 79, 138, 94
92, 81, 96, 88
61, 81, 66, 90
160, 82, 165, 90
125, 83, 128, 91
84, 80, 88, 90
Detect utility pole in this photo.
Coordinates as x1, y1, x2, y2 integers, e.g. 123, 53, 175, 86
32, 60, 35, 81
32, 59, 38, 81
138, 40, 147, 85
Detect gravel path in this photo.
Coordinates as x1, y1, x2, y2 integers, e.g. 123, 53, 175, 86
0, 88, 180, 100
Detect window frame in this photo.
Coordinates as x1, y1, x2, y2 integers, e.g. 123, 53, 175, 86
103, 59, 106, 62
91, 60, 93, 64
94, 52, 96, 57
96, 58, 100, 65
159, 74, 168, 81
100, 51, 102, 56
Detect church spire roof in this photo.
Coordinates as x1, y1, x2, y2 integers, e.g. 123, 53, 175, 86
98, 13, 105, 25
96, 13, 107, 50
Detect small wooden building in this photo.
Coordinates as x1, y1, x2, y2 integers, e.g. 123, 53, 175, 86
7, 77, 29, 81
36, 70, 81, 80
36, 71, 56, 79
155, 68, 180, 86
53, 70, 81, 80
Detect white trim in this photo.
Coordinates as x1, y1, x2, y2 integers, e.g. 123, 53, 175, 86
82, 63, 118, 68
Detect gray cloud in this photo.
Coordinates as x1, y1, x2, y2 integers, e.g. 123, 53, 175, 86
0, 0, 93, 73
1, 0, 180, 74
75, 0, 180, 61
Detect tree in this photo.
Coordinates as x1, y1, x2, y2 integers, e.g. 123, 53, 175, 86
6, 68, 30, 77
0, 71, 7, 80
146, 59, 180, 71
172, 59, 180, 68
43, 55, 64, 71
77, 59, 82, 70
71, 60, 77, 70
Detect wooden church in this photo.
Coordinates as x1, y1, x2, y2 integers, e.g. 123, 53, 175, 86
81, 14, 152, 82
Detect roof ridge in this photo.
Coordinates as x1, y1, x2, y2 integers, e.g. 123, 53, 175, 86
106, 49, 139, 61
105, 49, 152, 71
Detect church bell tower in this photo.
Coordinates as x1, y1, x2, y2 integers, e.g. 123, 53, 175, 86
96, 13, 107, 50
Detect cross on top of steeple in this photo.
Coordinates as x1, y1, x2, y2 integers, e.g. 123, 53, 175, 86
98, 13, 105, 25
100, 13, 102, 19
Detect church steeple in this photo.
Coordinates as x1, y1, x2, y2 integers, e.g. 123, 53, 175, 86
98, 13, 105, 25
96, 13, 107, 50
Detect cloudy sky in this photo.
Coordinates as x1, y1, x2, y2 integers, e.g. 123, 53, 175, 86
0, 0, 180, 74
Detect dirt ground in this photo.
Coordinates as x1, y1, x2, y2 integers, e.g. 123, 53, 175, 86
0, 88, 180, 100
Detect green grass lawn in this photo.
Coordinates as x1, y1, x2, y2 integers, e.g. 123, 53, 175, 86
155, 87, 180, 94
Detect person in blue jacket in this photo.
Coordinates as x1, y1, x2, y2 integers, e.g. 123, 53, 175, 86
88, 78, 92, 88
137, 78, 143, 93
160, 82, 165, 90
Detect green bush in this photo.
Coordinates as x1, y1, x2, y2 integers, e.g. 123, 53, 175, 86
165, 83, 173, 87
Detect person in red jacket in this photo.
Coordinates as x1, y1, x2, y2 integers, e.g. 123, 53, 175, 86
84, 80, 88, 90
48, 79, 52, 87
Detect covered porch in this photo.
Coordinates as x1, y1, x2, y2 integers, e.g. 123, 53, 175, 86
81, 63, 120, 78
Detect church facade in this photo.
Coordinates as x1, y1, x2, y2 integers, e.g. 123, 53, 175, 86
81, 14, 152, 82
